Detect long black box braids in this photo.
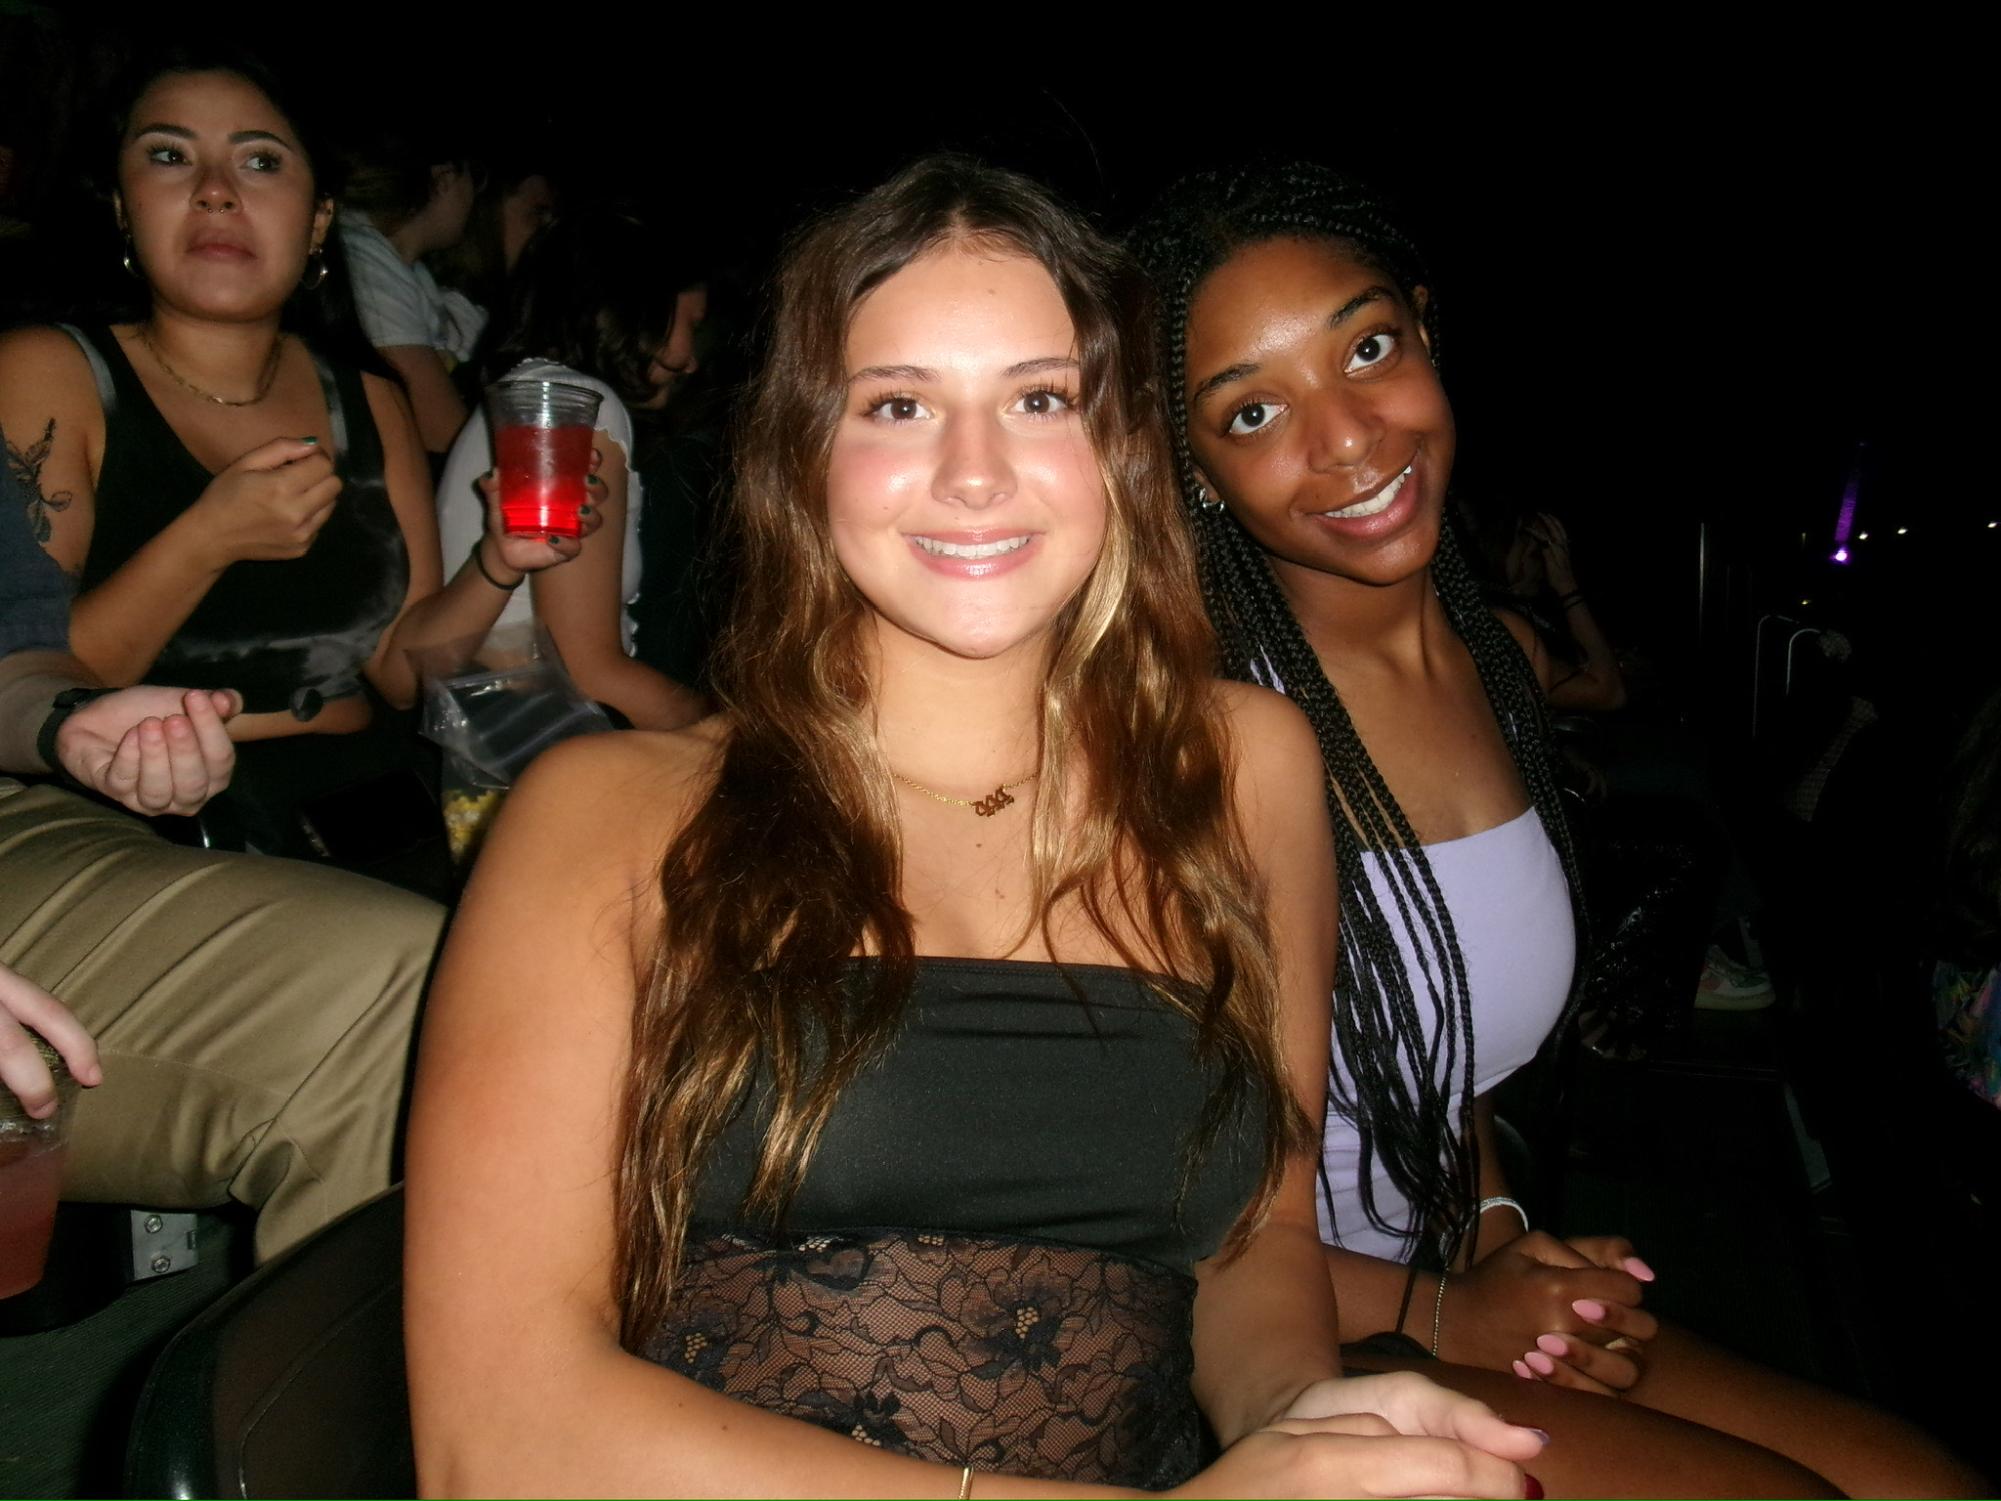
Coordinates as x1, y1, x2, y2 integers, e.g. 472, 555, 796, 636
1132, 163, 1586, 1268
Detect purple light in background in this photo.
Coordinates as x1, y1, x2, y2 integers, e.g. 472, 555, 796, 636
1833, 469, 1859, 545
1832, 546, 1850, 564
1832, 441, 1864, 549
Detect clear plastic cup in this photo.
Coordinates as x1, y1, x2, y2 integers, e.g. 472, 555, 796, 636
0, 1030, 74, 1300
485, 380, 603, 540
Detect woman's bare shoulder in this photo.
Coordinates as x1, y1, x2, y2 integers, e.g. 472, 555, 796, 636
1210, 679, 1321, 774
504, 714, 730, 857
0, 326, 100, 408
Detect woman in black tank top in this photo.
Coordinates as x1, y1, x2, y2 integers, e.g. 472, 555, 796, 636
404, 157, 1551, 1500
0, 47, 596, 859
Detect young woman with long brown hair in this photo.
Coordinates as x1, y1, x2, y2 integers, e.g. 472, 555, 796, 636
403, 157, 1549, 1498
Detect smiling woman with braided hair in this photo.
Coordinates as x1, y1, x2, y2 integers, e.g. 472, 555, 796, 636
1132, 162, 1983, 1498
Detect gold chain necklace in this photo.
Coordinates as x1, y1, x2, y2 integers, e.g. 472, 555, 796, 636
894, 770, 1038, 818
137, 325, 283, 408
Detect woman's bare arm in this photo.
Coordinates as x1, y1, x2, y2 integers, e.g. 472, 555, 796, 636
527, 432, 706, 729
1531, 513, 1626, 713
0, 328, 215, 684
1189, 683, 1345, 1445
379, 344, 469, 454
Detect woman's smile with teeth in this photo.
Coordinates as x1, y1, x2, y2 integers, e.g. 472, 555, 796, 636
1320, 462, 1414, 519
909, 534, 1034, 559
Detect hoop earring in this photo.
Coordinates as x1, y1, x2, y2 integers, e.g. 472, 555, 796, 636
1194, 483, 1224, 514
121, 238, 141, 279
301, 249, 328, 291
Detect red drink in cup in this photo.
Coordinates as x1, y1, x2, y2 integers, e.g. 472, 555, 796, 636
485, 380, 603, 540
0, 1141, 64, 1299
0, 1029, 74, 1301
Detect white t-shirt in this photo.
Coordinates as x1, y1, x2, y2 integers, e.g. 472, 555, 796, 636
339, 211, 486, 364
435, 360, 645, 652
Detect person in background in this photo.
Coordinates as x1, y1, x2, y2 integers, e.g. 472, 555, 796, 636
0, 420, 442, 1263
0, 46, 595, 865
627, 258, 744, 702
1474, 505, 1626, 715
336, 116, 485, 456
436, 210, 708, 730
431, 146, 558, 389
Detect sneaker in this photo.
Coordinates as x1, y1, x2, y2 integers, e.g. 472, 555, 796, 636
1695, 945, 1776, 1011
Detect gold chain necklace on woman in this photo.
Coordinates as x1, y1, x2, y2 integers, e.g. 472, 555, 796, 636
894, 770, 1039, 818
137, 325, 284, 407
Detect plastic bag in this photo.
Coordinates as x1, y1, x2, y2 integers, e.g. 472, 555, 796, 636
413, 624, 613, 863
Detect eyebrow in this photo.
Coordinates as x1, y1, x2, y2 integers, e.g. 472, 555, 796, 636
846, 355, 1078, 387
1188, 286, 1396, 405
129, 124, 298, 150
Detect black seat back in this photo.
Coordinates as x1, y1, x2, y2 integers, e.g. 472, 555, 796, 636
125, 1187, 413, 1499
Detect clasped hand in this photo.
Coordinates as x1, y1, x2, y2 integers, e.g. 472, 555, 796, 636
1439, 1230, 1659, 1395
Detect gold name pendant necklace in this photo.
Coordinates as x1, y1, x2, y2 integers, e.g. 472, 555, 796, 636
894, 771, 1038, 818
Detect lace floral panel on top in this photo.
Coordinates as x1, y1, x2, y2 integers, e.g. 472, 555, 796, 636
643, 1225, 1201, 1491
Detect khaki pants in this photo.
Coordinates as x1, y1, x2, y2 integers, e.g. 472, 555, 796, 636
0, 782, 443, 1261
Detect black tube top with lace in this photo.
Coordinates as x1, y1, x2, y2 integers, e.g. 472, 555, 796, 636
642, 957, 1265, 1490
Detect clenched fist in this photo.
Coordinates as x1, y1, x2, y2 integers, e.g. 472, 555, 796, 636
192, 436, 342, 567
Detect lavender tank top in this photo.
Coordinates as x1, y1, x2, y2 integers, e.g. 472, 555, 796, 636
1318, 808, 1574, 1258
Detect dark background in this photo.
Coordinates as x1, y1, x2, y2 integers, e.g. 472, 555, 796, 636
2, 11, 1989, 737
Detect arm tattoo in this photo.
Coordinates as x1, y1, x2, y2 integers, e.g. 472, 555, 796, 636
6, 417, 76, 547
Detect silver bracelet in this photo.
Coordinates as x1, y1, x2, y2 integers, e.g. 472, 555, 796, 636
1476, 1195, 1531, 1234
1429, 1271, 1448, 1356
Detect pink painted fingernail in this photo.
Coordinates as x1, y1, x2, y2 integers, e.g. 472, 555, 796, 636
1536, 1333, 1569, 1358
1623, 1256, 1657, 1282
1572, 1298, 1608, 1321
1525, 1350, 1557, 1375
1513, 1359, 1536, 1379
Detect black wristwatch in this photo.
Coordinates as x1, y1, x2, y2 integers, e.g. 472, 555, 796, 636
35, 686, 115, 777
